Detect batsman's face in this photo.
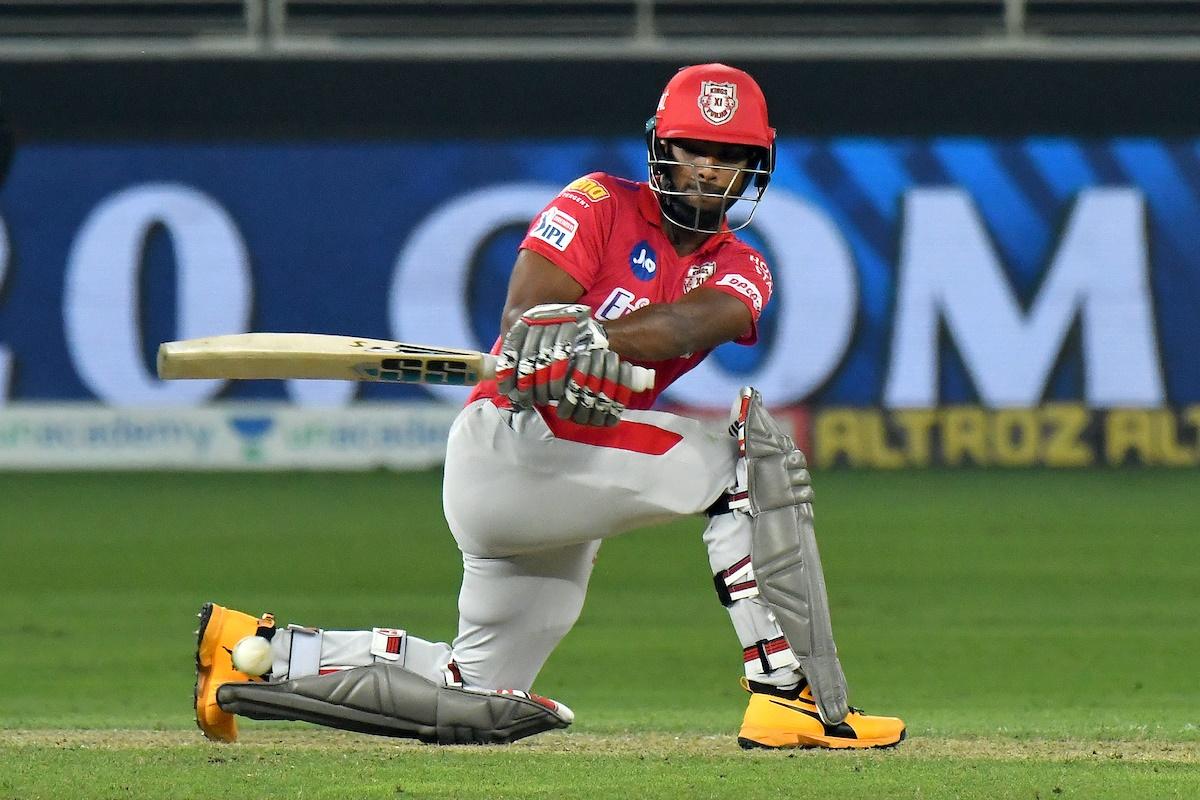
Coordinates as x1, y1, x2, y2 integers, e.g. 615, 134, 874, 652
664, 139, 753, 210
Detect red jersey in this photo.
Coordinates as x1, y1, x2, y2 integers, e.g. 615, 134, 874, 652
470, 172, 774, 408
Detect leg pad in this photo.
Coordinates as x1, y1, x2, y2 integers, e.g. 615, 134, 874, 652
741, 387, 850, 724
217, 663, 572, 744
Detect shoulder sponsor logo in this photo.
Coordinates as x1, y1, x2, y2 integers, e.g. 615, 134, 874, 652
715, 273, 763, 312
564, 177, 610, 202
558, 192, 591, 210
629, 241, 658, 281
698, 81, 738, 126
597, 287, 650, 320
749, 253, 773, 294
683, 261, 717, 293
530, 207, 578, 252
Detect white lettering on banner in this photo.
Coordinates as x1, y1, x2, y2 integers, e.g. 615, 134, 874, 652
64, 184, 252, 406
0, 403, 460, 470
391, 184, 561, 402
664, 190, 858, 407
886, 188, 1164, 408
0, 215, 10, 405
0, 406, 216, 466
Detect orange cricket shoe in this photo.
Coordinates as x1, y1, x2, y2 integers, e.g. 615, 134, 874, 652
194, 602, 274, 742
737, 677, 906, 750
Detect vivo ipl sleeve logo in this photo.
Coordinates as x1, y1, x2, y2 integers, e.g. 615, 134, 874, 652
530, 207, 578, 252
629, 241, 657, 281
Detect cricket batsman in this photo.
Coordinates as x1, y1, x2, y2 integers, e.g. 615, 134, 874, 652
195, 63, 906, 750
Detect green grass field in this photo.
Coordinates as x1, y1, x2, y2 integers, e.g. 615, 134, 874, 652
2, 469, 1198, 798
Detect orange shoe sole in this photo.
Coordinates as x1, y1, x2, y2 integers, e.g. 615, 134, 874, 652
738, 726, 906, 750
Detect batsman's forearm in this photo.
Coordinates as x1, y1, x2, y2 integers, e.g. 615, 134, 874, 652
604, 304, 719, 362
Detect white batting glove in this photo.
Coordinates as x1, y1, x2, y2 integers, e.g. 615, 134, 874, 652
557, 349, 639, 427
496, 303, 608, 407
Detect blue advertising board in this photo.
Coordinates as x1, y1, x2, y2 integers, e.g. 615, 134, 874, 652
0, 137, 1196, 410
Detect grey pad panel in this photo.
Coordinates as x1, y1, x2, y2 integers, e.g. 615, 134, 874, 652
744, 388, 850, 724
217, 663, 570, 744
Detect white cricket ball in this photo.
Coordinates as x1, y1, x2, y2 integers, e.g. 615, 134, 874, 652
231, 635, 273, 676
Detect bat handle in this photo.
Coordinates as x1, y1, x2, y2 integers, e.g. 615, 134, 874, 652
628, 364, 656, 393
480, 354, 656, 393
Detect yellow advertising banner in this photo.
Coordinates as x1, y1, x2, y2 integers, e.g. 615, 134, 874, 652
811, 405, 1200, 468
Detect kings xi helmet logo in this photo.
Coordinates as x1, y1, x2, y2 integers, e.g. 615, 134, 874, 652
697, 81, 738, 125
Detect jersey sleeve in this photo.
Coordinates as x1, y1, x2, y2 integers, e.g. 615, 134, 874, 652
706, 247, 774, 345
518, 173, 616, 290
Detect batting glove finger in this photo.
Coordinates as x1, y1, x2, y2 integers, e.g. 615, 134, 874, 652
594, 357, 634, 427
612, 360, 634, 415
495, 319, 528, 397
533, 320, 580, 406
514, 322, 552, 407
589, 350, 621, 427
558, 349, 631, 427
558, 350, 594, 425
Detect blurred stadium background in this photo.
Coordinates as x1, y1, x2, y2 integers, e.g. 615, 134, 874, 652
1, 1, 1199, 469
0, 3, 1198, 798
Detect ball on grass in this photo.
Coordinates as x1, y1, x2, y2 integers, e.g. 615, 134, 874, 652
231, 635, 273, 676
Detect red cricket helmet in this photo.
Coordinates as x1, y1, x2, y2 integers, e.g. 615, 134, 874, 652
653, 63, 775, 151
645, 64, 776, 234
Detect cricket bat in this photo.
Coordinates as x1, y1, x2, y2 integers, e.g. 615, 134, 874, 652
156, 332, 655, 391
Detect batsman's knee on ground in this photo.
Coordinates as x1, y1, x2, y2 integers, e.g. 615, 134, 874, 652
193, 602, 574, 745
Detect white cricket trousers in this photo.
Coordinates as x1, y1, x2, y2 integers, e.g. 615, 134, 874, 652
271, 399, 801, 693
443, 399, 795, 691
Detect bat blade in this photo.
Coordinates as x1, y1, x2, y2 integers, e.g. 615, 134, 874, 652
158, 332, 656, 392
157, 333, 494, 386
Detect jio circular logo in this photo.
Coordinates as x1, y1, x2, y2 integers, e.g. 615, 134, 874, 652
629, 241, 658, 282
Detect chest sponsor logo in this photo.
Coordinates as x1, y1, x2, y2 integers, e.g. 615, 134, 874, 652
698, 81, 738, 126
597, 287, 651, 320
684, 261, 717, 293
715, 273, 763, 312
564, 177, 610, 202
629, 241, 658, 281
530, 207, 578, 252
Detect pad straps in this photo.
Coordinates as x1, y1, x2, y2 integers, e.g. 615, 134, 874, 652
712, 555, 759, 607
